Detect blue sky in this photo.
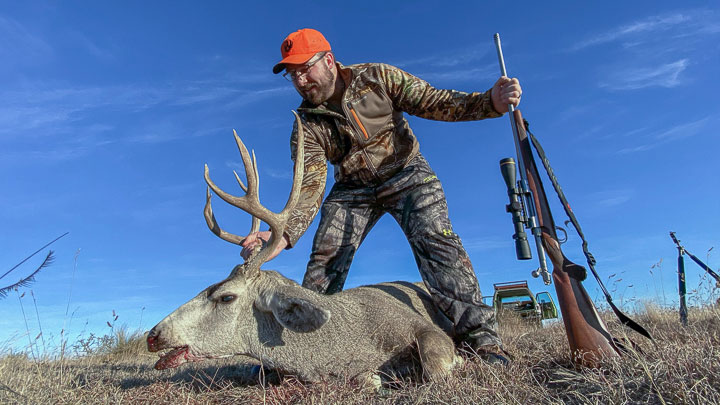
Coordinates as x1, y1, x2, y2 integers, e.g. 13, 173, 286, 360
1, 2, 719, 354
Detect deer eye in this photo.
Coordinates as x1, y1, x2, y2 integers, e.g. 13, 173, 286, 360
219, 294, 236, 303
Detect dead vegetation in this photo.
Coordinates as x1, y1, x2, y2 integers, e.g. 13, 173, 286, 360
1, 304, 718, 404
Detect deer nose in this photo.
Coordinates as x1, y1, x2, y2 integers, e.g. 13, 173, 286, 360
147, 327, 161, 352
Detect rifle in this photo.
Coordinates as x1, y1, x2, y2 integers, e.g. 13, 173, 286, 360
669, 231, 720, 326
493, 34, 652, 367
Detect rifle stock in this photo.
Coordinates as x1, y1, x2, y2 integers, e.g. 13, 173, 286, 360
513, 109, 620, 366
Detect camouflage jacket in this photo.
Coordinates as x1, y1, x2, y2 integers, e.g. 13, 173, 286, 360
285, 62, 502, 247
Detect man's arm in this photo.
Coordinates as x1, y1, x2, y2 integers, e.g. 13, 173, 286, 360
284, 119, 328, 247
241, 118, 327, 261
377, 64, 521, 121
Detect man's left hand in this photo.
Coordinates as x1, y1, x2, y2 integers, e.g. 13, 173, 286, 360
491, 76, 522, 114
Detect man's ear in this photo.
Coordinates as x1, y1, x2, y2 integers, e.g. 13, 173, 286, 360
256, 289, 331, 333
324, 51, 335, 68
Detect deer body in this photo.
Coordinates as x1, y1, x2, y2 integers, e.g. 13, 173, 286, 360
148, 268, 460, 384
147, 114, 460, 386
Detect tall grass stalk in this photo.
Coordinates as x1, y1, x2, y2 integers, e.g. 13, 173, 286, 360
15, 291, 35, 361
60, 248, 80, 362
30, 290, 46, 356
139, 306, 146, 332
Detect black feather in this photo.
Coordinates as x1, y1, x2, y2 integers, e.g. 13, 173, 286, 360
0, 251, 55, 299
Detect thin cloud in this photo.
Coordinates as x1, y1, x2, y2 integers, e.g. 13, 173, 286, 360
601, 59, 688, 90
0, 81, 289, 150
0, 123, 117, 163
65, 29, 116, 61
566, 10, 718, 93
417, 64, 497, 84
393, 48, 489, 69
264, 168, 292, 180
223, 86, 291, 109
169, 86, 242, 107
0, 15, 53, 64
617, 116, 712, 154
587, 189, 633, 208
218, 70, 281, 86
462, 236, 511, 251
0, 85, 164, 137
224, 160, 251, 174
654, 117, 711, 142
128, 199, 189, 223
553, 103, 615, 127
569, 13, 691, 51
222, 161, 293, 185
5, 146, 91, 162
125, 124, 225, 145
570, 9, 720, 55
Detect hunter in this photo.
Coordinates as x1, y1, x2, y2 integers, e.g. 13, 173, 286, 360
241, 28, 521, 364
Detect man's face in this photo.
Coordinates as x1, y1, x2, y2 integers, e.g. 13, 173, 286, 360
286, 53, 336, 106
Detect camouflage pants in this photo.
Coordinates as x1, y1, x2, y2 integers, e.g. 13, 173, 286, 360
302, 154, 500, 349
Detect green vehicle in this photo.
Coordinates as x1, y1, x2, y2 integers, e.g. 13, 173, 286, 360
483, 281, 558, 325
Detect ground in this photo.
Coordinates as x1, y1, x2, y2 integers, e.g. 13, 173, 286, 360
1, 305, 719, 404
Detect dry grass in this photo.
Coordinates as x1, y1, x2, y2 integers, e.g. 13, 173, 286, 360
1, 305, 719, 404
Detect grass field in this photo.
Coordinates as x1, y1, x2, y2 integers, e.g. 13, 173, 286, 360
1, 303, 718, 404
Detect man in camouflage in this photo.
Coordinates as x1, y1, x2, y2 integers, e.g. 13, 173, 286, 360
242, 28, 521, 364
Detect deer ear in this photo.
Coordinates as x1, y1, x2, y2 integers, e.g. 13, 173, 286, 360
256, 290, 331, 333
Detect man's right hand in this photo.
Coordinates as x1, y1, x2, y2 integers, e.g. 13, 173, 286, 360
490, 76, 522, 113
240, 231, 289, 261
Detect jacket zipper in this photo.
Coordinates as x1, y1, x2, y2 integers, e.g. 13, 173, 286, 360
348, 105, 369, 139
344, 101, 379, 180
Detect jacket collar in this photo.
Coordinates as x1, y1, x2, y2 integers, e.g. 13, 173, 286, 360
297, 62, 354, 118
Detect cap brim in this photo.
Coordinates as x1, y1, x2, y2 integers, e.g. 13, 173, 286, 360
272, 63, 286, 74
272, 53, 317, 74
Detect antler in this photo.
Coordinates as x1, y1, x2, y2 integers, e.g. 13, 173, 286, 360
204, 149, 260, 245
204, 111, 305, 270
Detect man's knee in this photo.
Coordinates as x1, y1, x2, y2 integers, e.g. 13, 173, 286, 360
302, 277, 328, 293
302, 258, 332, 293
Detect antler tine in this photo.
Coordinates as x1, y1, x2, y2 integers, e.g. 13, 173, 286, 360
205, 158, 272, 221
232, 150, 257, 192
233, 150, 261, 235
203, 187, 246, 245
205, 131, 273, 248
233, 171, 246, 191
233, 129, 258, 198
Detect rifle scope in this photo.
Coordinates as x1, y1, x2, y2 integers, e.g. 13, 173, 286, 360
500, 158, 532, 260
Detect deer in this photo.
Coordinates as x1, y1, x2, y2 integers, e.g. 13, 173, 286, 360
146, 112, 462, 389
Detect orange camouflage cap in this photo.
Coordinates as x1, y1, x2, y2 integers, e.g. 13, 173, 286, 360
273, 28, 331, 74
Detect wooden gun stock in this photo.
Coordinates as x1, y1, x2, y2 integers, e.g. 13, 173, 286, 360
513, 109, 620, 367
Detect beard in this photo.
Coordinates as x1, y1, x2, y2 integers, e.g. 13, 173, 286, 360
296, 68, 335, 106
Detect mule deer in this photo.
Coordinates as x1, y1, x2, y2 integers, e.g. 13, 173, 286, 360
146, 112, 461, 388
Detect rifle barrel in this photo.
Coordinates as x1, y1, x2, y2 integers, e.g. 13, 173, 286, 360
493, 33, 550, 284
493, 34, 514, 114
